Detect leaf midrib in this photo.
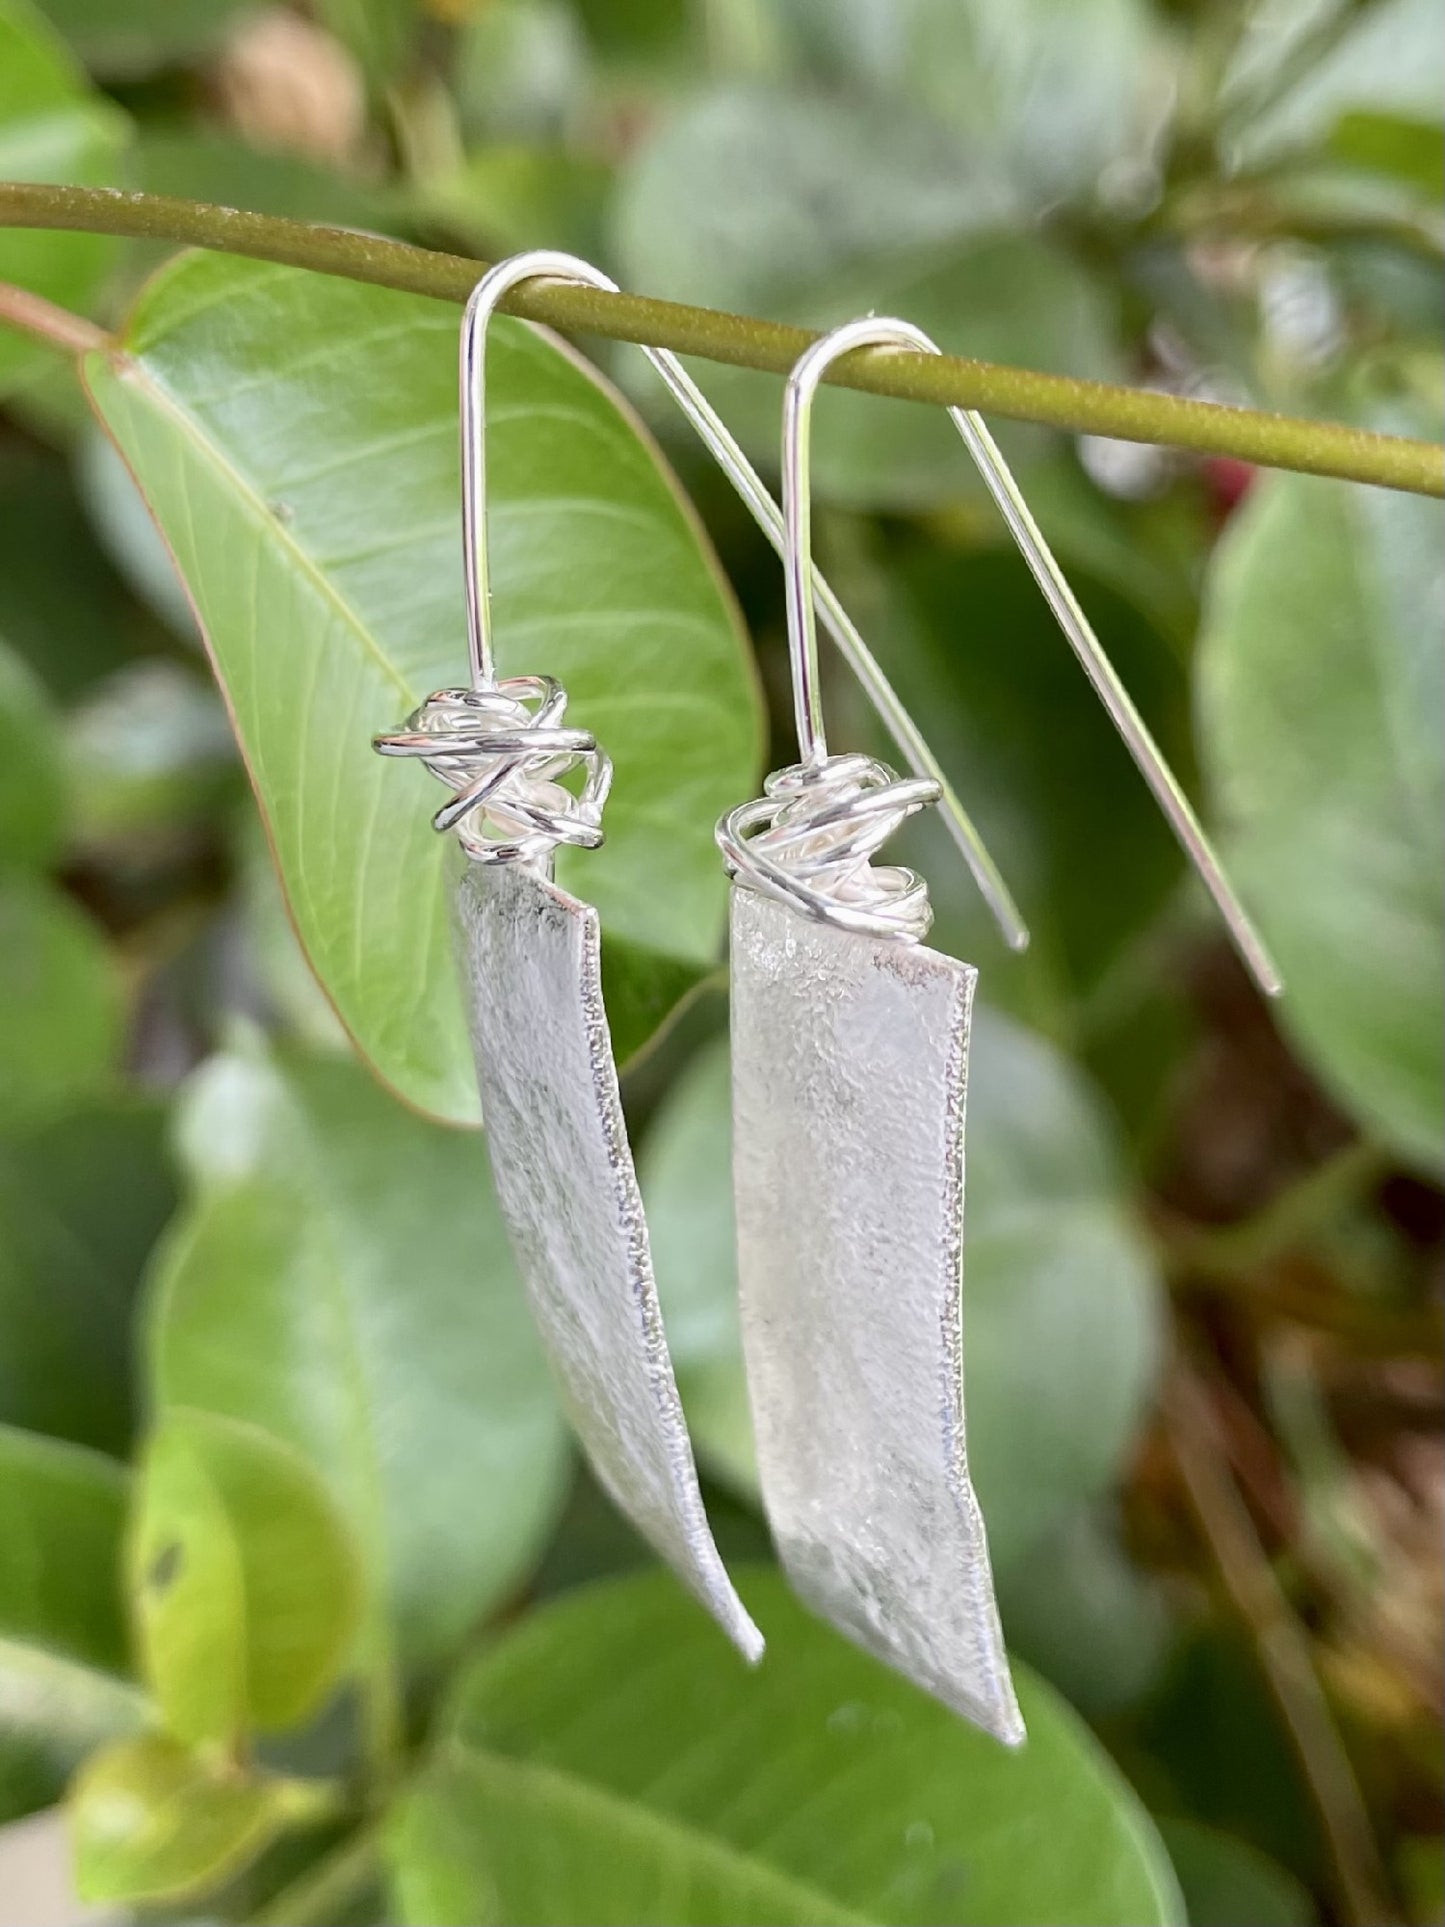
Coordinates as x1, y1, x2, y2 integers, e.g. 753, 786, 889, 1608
442, 1739, 877, 1927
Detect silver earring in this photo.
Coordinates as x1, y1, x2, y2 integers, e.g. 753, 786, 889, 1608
371, 254, 769, 1657
368, 245, 1029, 1666
718, 316, 1283, 1743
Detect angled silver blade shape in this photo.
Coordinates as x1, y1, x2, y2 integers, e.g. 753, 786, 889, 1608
456, 861, 763, 1662
729, 886, 1022, 1740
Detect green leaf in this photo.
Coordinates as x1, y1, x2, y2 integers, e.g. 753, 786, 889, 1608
454, 0, 589, 142
613, 87, 1120, 508
0, 634, 65, 868
130, 1408, 363, 1744
704, 236, 1119, 511
389, 1567, 1183, 1926
0, 1096, 176, 1454
776, 0, 1163, 204
0, 875, 122, 1128
317, 0, 416, 88
0, 442, 140, 701
0, 1425, 144, 1823
1225, 0, 1443, 166
993, 1507, 1174, 1719
879, 537, 1191, 1003
148, 1042, 569, 1681
70, 1731, 333, 1906
62, 659, 240, 859
0, 1424, 129, 1677
83, 251, 762, 1121
638, 1032, 738, 1369
614, 84, 1013, 318
35, 0, 251, 74
1159, 1820, 1315, 1927
0, 0, 129, 395
1198, 471, 1444, 1169
644, 1010, 1165, 1570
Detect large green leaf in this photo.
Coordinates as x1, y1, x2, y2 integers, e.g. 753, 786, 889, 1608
613, 87, 1119, 508
1197, 472, 1444, 1168
147, 1042, 569, 1683
643, 1009, 1164, 1572
0, 0, 129, 394
614, 84, 1012, 316
0, 876, 122, 1128
0, 1096, 176, 1455
878, 537, 1191, 1005
0, 1425, 144, 1824
83, 252, 762, 1122
129, 1408, 364, 1746
389, 1568, 1183, 1926
775, 0, 1163, 204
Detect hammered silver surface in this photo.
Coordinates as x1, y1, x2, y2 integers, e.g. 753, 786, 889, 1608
457, 863, 761, 1661
731, 887, 1022, 1741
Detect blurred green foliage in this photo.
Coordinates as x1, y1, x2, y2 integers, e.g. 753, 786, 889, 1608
0, 0, 1440, 1920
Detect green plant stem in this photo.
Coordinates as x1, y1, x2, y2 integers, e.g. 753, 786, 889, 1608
1, 181, 1442, 497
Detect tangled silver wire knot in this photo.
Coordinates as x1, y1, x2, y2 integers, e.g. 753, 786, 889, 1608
373, 675, 611, 866
717, 752, 940, 943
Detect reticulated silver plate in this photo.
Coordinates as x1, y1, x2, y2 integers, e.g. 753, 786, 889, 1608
457, 861, 761, 1661
730, 886, 1021, 1740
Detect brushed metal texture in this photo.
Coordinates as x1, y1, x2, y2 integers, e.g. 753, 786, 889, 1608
457, 862, 761, 1661
730, 886, 1022, 1741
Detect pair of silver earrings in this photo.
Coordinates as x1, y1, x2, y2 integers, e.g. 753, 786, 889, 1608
375, 251, 1281, 1746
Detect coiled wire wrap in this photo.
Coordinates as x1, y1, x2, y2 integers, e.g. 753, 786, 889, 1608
717, 753, 940, 943
373, 675, 611, 866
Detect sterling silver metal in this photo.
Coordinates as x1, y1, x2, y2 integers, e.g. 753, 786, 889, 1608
373, 252, 763, 1661
456, 861, 762, 1660
721, 313, 1281, 1736
739, 314, 1282, 996
719, 317, 1031, 1739
730, 886, 1023, 1743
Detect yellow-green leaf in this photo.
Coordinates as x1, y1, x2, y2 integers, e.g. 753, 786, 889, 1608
129, 1408, 363, 1744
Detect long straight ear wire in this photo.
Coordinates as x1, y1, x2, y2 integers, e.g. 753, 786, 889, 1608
453, 249, 1029, 954
784, 317, 1284, 1000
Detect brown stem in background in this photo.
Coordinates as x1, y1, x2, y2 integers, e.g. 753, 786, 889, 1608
0, 278, 106, 354
1166, 1364, 1398, 1927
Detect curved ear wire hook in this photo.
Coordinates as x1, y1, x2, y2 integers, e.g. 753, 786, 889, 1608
784, 317, 1284, 999
457, 249, 1029, 952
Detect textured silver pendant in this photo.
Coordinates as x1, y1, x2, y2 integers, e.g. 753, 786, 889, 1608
371, 253, 764, 1664
729, 885, 1022, 1741
455, 860, 762, 1661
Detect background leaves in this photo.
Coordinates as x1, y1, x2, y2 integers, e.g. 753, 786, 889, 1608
148, 1041, 571, 1686
0, 0, 1440, 1919
1198, 469, 1444, 1169
391, 1568, 1184, 1927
